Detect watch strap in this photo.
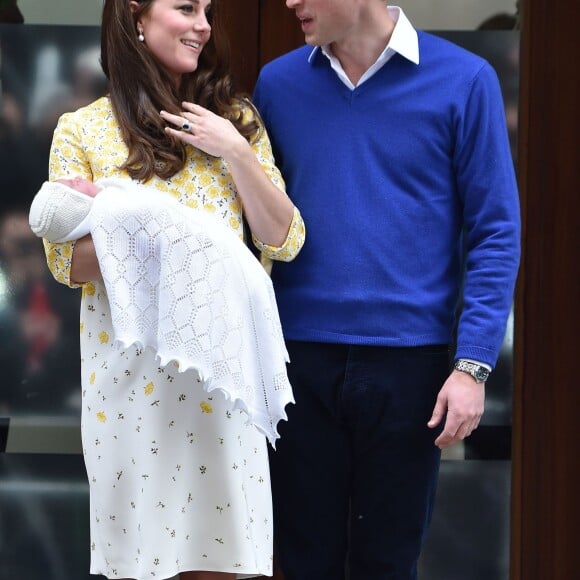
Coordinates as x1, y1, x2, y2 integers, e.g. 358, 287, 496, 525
454, 359, 490, 383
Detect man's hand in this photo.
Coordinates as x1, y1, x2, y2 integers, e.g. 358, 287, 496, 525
427, 370, 485, 449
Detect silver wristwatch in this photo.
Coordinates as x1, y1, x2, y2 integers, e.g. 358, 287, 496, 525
454, 359, 490, 383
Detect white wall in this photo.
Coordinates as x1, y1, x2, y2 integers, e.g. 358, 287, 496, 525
404, 0, 517, 30
18, 0, 103, 25
17, 0, 517, 29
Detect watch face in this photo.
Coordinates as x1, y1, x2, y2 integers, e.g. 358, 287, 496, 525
475, 367, 489, 381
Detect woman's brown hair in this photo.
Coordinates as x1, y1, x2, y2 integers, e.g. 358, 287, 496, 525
100, 0, 260, 181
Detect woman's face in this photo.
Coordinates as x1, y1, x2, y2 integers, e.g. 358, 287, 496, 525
134, 0, 212, 81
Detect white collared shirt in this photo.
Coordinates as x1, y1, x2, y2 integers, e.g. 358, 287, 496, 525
308, 6, 419, 90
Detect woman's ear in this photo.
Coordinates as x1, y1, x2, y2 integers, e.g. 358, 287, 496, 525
129, 1, 143, 38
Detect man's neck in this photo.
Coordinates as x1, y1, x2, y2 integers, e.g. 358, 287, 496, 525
329, 6, 396, 86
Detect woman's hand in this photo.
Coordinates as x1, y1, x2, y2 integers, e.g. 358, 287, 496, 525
161, 102, 247, 160
160, 102, 295, 248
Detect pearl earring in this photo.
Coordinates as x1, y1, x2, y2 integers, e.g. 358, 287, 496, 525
138, 30, 144, 42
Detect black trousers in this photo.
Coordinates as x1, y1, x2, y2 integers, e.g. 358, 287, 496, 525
270, 341, 449, 580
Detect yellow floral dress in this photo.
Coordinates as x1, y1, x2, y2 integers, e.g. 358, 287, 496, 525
45, 96, 305, 580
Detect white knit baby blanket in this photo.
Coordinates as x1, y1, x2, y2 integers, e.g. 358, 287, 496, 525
89, 178, 293, 446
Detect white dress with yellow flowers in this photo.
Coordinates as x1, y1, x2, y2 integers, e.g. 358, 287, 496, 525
45, 97, 305, 580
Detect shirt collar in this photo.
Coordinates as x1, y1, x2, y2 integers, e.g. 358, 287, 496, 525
307, 6, 419, 66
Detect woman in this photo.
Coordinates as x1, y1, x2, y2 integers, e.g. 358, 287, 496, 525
44, 1, 305, 579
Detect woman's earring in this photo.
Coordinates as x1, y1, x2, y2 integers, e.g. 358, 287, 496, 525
138, 30, 145, 42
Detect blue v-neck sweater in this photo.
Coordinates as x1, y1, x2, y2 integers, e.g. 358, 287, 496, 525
254, 32, 521, 367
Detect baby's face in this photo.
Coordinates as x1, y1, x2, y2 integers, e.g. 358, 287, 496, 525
57, 177, 100, 197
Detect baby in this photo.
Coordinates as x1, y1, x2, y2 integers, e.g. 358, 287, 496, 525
29, 177, 101, 243
28, 176, 293, 445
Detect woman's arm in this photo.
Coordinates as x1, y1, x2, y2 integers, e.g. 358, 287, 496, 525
161, 102, 299, 248
70, 235, 101, 284
46, 112, 101, 286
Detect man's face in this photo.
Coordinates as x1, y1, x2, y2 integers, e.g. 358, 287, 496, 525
285, 0, 364, 46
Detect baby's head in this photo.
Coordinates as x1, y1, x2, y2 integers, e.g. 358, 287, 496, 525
56, 177, 101, 198
29, 177, 99, 241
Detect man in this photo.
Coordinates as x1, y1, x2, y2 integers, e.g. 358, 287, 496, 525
253, 1, 521, 579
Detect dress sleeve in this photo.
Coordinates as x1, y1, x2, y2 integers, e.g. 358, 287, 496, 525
252, 206, 306, 262
44, 112, 93, 288
249, 114, 306, 262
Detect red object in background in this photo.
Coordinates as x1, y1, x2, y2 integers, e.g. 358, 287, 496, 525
25, 282, 54, 372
